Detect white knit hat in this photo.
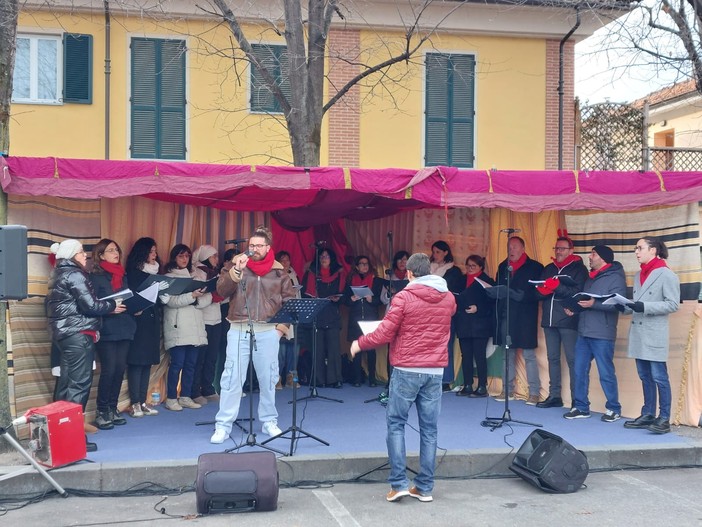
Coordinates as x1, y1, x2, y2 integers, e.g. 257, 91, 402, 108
50, 239, 83, 260
193, 244, 217, 263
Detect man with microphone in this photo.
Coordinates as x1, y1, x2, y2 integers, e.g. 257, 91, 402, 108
210, 226, 296, 444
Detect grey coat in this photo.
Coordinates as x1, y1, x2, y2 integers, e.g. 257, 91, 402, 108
627, 266, 680, 362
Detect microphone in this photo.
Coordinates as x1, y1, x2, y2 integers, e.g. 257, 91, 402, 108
225, 238, 248, 244
387, 231, 393, 240
500, 228, 521, 233
309, 240, 327, 248
244, 250, 254, 257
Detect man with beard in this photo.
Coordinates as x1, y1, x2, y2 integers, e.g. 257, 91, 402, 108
210, 226, 296, 444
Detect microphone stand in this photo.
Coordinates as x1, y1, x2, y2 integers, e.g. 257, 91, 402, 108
481, 231, 541, 430
226, 276, 286, 455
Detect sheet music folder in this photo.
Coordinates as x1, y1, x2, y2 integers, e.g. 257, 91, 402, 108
268, 298, 331, 325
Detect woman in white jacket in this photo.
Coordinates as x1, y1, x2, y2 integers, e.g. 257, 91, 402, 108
160, 244, 211, 411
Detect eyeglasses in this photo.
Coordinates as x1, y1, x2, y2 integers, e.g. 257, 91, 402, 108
357, 261, 369, 266
104, 248, 119, 253
466, 264, 480, 269
248, 244, 267, 250
553, 247, 570, 251
634, 246, 649, 252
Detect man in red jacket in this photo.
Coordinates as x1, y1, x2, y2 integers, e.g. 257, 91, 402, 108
351, 253, 456, 503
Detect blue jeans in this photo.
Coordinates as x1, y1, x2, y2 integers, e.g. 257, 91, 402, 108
636, 359, 671, 420
573, 336, 621, 414
167, 345, 199, 399
215, 325, 279, 434
386, 368, 442, 494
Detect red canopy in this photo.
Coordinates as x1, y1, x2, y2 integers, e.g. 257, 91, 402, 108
3, 156, 702, 228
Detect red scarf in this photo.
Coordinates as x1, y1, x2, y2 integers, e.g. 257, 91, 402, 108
510, 253, 527, 276
640, 258, 667, 285
351, 273, 374, 288
393, 269, 407, 280
246, 249, 275, 277
552, 254, 581, 270
305, 267, 342, 297
100, 261, 126, 291
589, 263, 612, 279
466, 271, 480, 288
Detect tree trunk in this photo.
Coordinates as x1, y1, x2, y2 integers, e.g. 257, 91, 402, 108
0, 0, 19, 450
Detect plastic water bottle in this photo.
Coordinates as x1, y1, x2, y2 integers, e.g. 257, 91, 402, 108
152, 392, 161, 405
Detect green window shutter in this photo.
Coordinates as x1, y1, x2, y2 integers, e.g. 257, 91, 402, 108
425, 53, 475, 168
63, 33, 92, 104
131, 38, 186, 160
250, 44, 289, 113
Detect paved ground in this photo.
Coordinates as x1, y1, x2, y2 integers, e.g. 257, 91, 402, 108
1, 466, 701, 526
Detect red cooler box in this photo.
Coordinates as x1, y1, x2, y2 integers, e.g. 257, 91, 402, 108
28, 401, 86, 468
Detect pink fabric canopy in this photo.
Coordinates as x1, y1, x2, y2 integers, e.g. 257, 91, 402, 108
3, 157, 702, 227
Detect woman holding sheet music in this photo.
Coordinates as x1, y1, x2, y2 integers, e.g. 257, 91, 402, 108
125, 237, 163, 418
160, 244, 212, 411
301, 248, 345, 388
343, 255, 384, 387
89, 239, 137, 431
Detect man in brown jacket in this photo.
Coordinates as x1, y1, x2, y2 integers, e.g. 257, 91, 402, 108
210, 226, 295, 444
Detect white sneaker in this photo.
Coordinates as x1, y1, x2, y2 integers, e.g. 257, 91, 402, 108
210, 429, 228, 444
130, 403, 144, 418
165, 398, 182, 411
141, 403, 159, 416
261, 420, 282, 437
178, 397, 202, 409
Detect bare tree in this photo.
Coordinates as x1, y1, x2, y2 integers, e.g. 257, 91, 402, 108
0, 0, 19, 451
583, 0, 702, 96
204, 0, 468, 167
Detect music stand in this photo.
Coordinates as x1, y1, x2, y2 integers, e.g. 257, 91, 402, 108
261, 299, 332, 454
481, 233, 541, 431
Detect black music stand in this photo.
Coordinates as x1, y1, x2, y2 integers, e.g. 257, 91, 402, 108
261, 299, 332, 454
481, 234, 541, 431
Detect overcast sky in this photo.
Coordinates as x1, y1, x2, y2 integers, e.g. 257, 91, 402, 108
574, 4, 687, 105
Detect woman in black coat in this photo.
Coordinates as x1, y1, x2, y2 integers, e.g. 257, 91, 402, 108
430, 240, 464, 390
343, 255, 384, 386
90, 239, 137, 430
455, 255, 495, 397
301, 247, 345, 388
125, 237, 163, 418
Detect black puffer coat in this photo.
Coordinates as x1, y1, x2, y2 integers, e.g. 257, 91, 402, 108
46, 259, 117, 341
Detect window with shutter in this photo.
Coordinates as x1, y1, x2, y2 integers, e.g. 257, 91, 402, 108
131, 38, 186, 160
425, 53, 475, 168
63, 34, 92, 103
250, 44, 290, 114
12, 34, 62, 104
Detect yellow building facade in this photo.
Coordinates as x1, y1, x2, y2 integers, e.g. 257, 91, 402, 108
9, 1, 622, 170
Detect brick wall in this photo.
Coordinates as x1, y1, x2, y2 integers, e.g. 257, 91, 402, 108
545, 40, 575, 170
327, 29, 361, 167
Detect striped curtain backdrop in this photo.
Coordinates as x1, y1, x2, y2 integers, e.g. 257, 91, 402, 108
565, 203, 701, 300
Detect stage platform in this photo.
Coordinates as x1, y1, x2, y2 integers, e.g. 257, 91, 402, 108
2, 383, 701, 494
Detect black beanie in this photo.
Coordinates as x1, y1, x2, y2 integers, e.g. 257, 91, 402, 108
593, 245, 614, 264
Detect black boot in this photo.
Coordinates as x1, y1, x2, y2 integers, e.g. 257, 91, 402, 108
646, 416, 671, 434
95, 410, 114, 430
85, 435, 98, 452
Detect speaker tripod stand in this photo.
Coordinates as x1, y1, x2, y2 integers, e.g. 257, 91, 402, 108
262, 298, 332, 455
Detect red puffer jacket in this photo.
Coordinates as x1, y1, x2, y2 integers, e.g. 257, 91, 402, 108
358, 276, 456, 368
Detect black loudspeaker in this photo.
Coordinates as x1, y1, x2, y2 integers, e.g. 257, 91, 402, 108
509, 429, 589, 493
0, 225, 28, 300
196, 451, 279, 514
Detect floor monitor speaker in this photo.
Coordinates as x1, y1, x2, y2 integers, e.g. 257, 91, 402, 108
0, 225, 28, 300
196, 451, 278, 514
510, 429, 588, 493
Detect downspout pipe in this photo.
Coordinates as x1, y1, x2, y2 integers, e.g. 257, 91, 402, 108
558, 6, 580, 170
104, 0, 111, 160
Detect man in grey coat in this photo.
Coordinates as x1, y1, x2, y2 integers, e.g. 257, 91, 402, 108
619, 237, 680, 434
563, 245, 626, 422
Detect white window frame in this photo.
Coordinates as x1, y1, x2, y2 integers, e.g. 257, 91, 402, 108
12, 33, 63, 105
